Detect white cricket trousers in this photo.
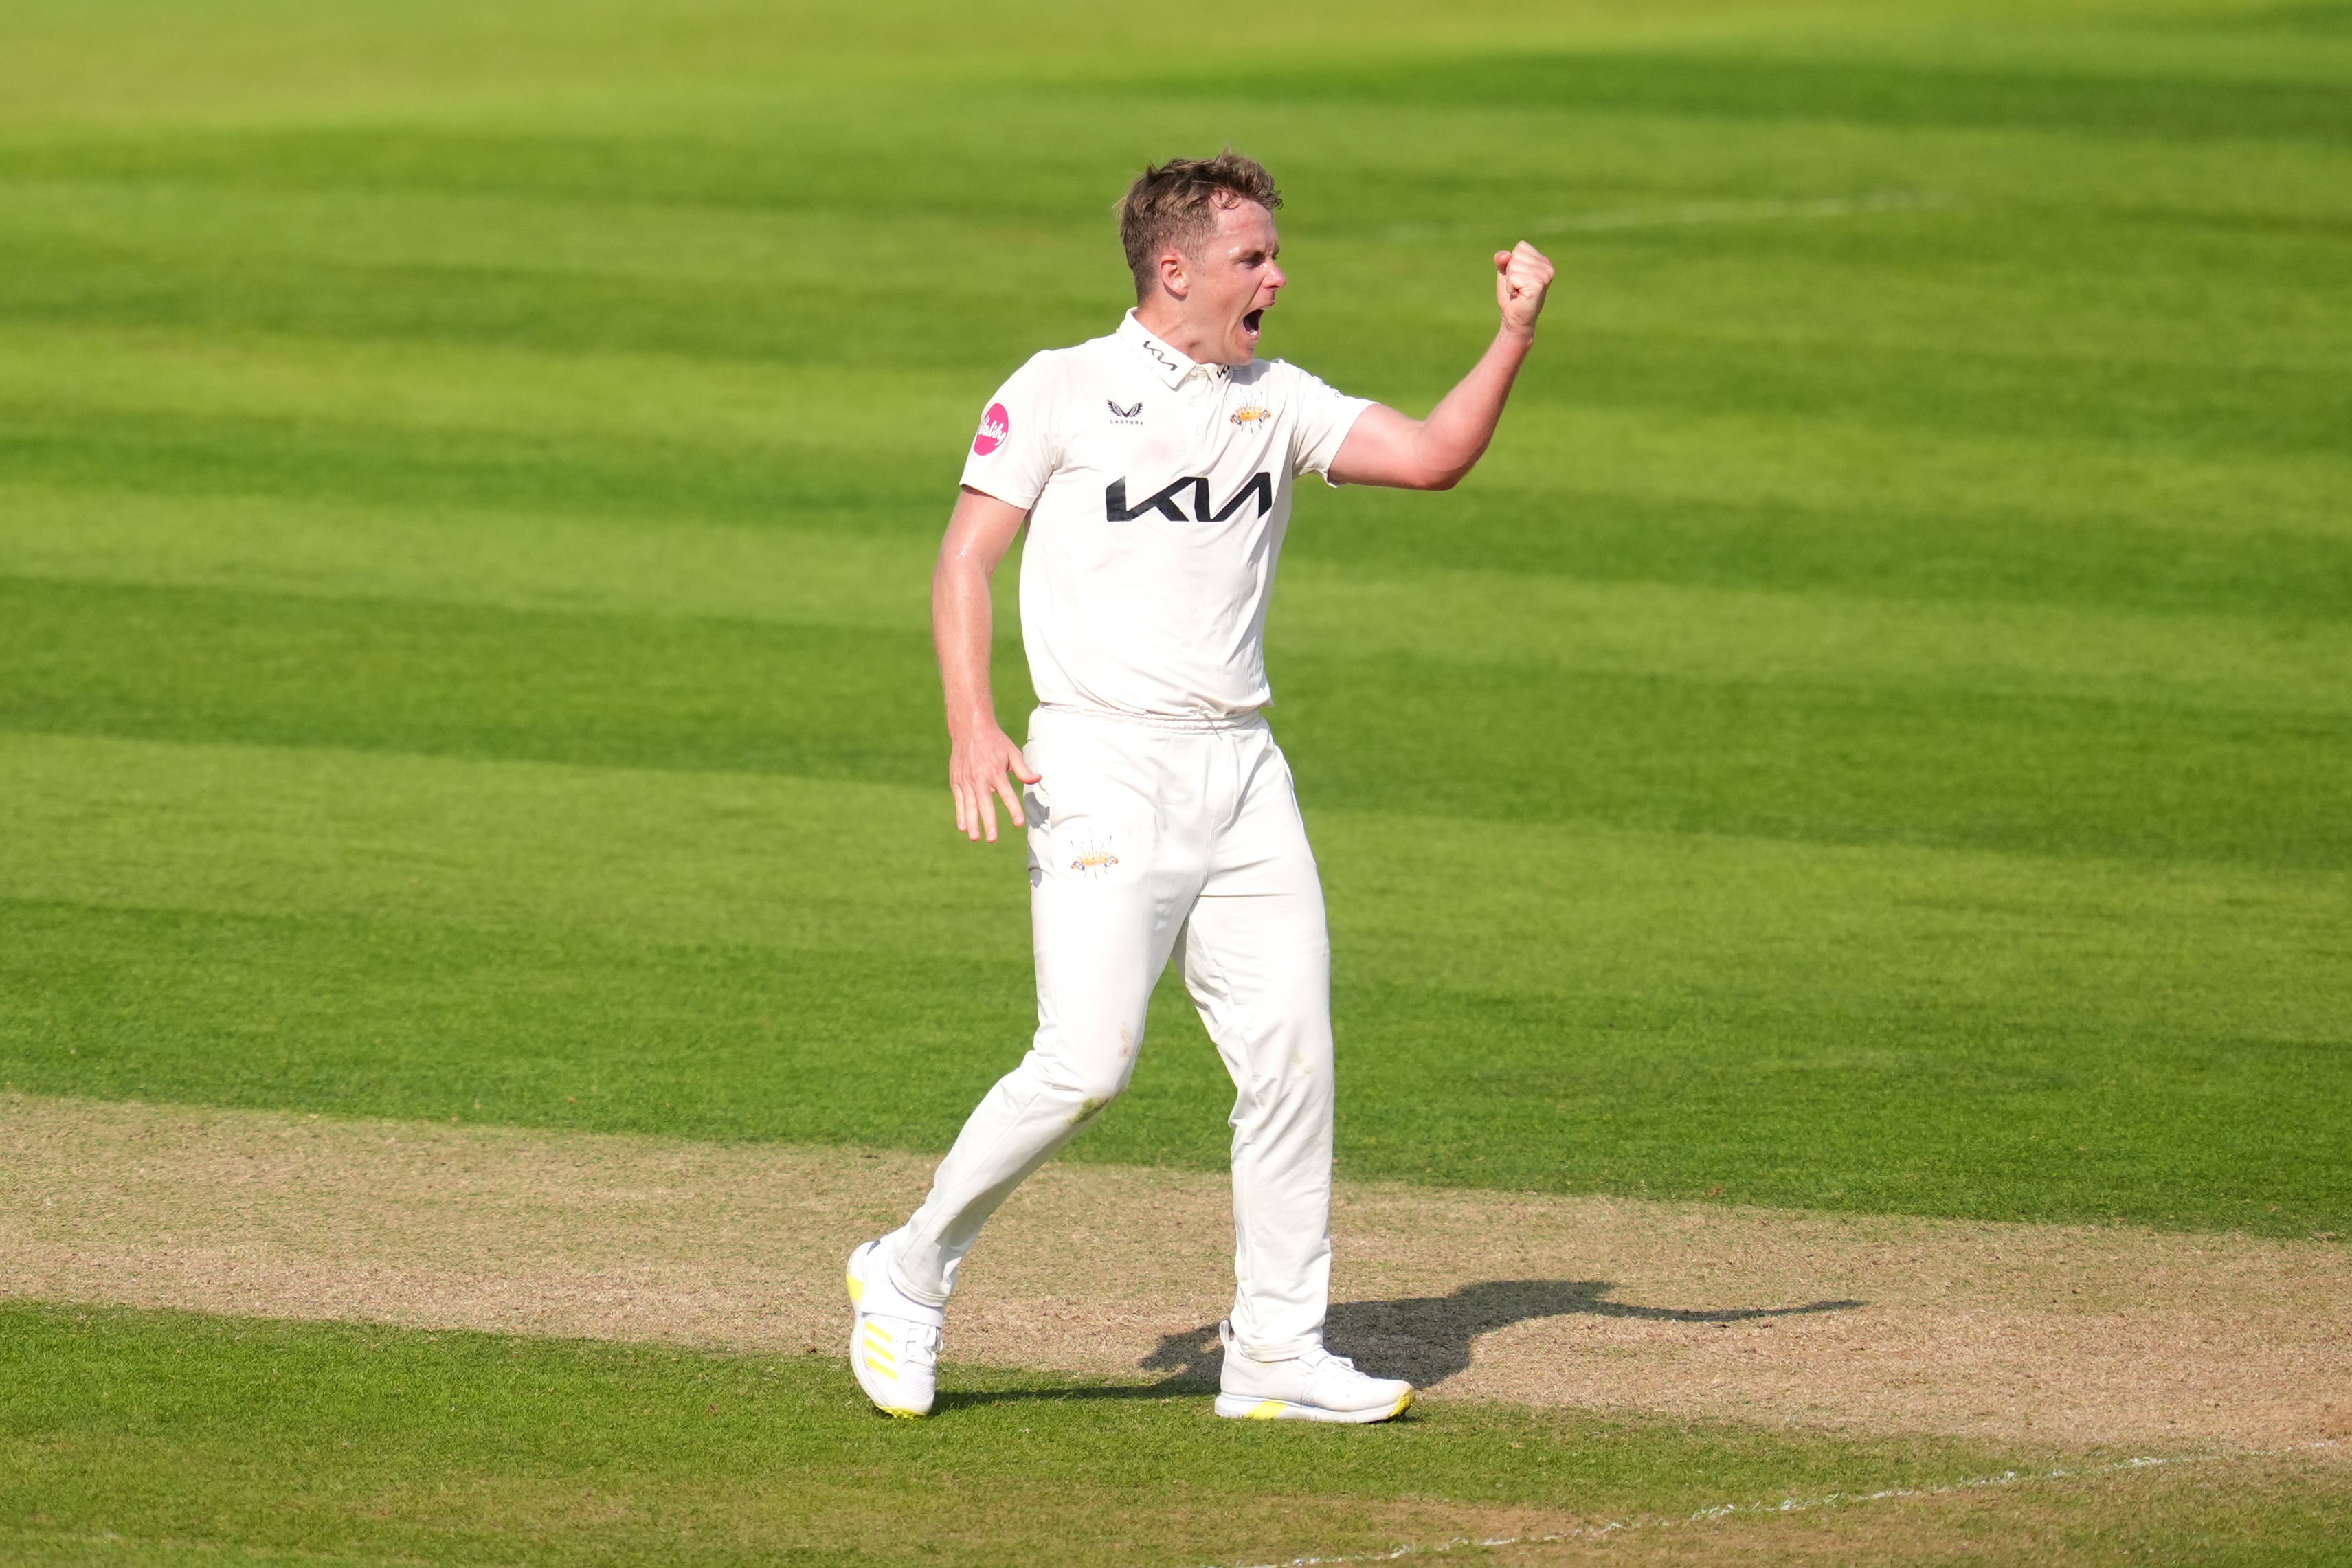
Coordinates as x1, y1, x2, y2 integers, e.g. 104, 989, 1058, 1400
886, 704, 1336, 1358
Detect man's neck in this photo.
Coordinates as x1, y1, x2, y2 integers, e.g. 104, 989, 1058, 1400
1132, 301, 1222, 368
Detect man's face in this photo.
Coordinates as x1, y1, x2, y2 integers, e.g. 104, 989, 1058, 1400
1173, 199, 1285, 365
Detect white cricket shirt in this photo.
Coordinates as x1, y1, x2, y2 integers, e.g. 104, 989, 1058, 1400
959, 311, 1371, 719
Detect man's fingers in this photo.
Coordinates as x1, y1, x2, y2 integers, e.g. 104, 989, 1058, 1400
1494, 240, 1555, 326
947, 732, 1038, 843
957, 774, 989, 842
992, 771, 1026, 832
967, 777, 994, 842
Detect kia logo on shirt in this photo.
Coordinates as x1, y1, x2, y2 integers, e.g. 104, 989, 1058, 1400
1104, 473, 1273, 523
972, 403, 1011, 456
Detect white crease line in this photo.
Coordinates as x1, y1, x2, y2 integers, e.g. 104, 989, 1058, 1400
1211, 1438, 2343, 1568
1385, 191, 1956, 243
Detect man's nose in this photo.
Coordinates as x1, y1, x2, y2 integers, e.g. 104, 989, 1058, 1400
1266, 263, 1287, 291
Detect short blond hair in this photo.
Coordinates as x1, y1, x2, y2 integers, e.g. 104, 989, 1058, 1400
1115, 150, 1282, 297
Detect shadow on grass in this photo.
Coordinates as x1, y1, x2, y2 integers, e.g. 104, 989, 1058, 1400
935, 1279, 1864, 1410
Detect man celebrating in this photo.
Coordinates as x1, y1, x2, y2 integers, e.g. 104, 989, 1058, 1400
848, 152, 1553, 1423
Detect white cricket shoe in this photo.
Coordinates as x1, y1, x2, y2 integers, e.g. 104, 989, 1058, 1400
845, 1237, 944, 1419
1213, 1319, 1415, 1424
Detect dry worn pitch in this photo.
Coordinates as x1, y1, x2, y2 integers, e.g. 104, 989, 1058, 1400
8, 1094, 2346, 1452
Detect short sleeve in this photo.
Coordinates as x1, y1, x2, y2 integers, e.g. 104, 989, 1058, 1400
958, 352, 1062, 508
1286, 365, 1375, 483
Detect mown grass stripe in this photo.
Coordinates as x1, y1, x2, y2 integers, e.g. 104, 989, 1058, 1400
9, 480, 2348, 714
3, 728, 2342, 1231
1225, 51, 2352, 144
6, 571, 2344, 866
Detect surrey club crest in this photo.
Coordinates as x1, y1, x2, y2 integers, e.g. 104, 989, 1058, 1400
1066, 831, 1121, 879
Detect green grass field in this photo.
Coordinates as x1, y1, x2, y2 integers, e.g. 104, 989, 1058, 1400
3, 0, 2349, 1562
16, 1303, 2352, 1568
0, 1305, 2028, 1566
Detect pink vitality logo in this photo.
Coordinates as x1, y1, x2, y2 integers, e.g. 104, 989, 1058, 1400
972, 403, 1010, 456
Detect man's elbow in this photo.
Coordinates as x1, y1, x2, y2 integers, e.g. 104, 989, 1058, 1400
1402, 438, 1477, 491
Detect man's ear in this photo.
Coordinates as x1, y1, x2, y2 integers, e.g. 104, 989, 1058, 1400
1156, 247, 1189, 302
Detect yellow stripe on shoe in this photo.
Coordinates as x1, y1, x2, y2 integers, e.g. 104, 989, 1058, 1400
1389, 1390, 1415, 1419
1246, 1400, 1287, 1420
846, 1271, 864, 1302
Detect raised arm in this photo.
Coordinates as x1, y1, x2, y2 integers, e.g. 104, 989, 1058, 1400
1328, 242, 1555, 491
933, 484, 1038, 842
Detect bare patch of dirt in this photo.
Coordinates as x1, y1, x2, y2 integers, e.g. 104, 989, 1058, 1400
5, 1094, 2347, 1451
1315, 1183, 2352, 1453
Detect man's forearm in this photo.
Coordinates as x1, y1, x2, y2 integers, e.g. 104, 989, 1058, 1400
931, 487, 1035, 842
1412, 326, 1536, 486
932, 559, 999, 737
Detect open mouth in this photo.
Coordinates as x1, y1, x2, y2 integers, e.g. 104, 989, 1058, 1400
1241, 307, 1266, 341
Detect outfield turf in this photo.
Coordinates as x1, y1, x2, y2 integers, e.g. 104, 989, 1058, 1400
2, 0, 2346, 1238
12, 1304, 2352, 1568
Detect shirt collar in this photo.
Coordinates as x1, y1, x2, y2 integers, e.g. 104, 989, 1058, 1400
1119, 310, 1227, 389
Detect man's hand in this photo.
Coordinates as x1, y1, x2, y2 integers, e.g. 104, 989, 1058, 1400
1493, 241, 1554, 336
949, 723, 1039, 844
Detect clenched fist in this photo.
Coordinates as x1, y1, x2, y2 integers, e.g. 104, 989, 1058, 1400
1492, 241, 1554, 336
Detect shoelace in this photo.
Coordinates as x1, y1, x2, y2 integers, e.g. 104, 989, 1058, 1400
901, 1322, 941, 1373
